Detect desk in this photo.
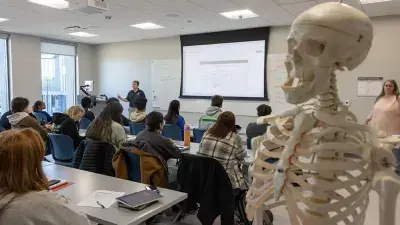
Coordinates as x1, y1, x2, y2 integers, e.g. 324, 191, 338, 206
79, 129, 135, 140
42, 161, 54, 167
43, 164, 187, 225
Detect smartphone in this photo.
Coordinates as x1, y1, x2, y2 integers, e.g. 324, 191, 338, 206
145, 185, 159, 193
49, 179, 61, 186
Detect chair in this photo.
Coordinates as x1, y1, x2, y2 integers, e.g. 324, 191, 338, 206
0, 126, 4, 133
33, 112, 48, 124
129, 122, 145, 135
48, 134, 75, 167
123, 150, 142, 182
79, 118, 91, 129
163, 124, 183, 141
193, 128, 207, 143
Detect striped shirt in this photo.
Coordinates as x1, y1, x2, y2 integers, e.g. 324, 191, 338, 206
198, 131, 248, 189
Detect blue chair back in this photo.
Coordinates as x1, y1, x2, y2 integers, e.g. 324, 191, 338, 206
0, 126, 4, 133
123, 150, 142, 182
163, 124, 183, 141
80, 118, 91, 129
48, 134, 75, 167
33, 112, 48, 124
129, 122, 145, 135
193, 128, 207, 143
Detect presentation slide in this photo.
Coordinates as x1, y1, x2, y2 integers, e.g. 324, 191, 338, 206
182, 40, 266, 99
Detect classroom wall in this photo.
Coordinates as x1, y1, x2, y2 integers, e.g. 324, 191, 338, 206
96, 15, 400, 126
8, 33, 96, 107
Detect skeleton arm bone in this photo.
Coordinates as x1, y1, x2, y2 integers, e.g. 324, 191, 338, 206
372, 170, 400, 225
274, 111, 317, 201
257, 106, 302, 125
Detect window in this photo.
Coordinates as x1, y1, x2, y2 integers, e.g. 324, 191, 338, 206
0, 37, 9, 115
41, 42, 76, 114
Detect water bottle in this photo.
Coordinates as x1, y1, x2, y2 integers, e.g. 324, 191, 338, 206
184, 124, 191, 147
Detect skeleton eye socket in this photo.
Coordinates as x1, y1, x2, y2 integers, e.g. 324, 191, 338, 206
287, 38, 298, 54
305, 39, 325, 57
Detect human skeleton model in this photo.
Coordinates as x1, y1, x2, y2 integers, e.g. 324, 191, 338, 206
246, 3, 400, 225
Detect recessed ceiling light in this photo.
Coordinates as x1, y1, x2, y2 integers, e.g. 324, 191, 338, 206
68, 32, 98, 37
0, 18, 9, 23
220, 9, 259, 20
130, 22, 164, 30
359, 0, 391, 4
28, 0, 69, 9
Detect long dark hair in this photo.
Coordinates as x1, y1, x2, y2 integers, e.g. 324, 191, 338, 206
85, 101, 123, 141
165, 100, 180, 124
375, 79, 400, 103
32, 101, 44, 112
208, 111, 237, 138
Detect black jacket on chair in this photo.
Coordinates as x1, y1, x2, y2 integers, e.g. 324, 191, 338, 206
73, 139, 116, 176
177, 154, 234, 225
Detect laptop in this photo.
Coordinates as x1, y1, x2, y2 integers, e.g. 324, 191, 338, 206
116, 190, 163, 211
173, 141, 189, 151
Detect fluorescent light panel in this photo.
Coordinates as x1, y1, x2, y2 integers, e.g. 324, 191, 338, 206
220, 9, 259, 20
131, 22, 164, 30
69, 32, 98, 37
359, 0, 391, 4
28, 0, 69, 9
0, 18, 9, 22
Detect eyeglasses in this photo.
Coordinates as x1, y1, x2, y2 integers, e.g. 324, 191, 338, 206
385, 84, 394, 87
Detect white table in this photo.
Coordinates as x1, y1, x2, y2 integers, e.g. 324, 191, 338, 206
43, 164, 187, 225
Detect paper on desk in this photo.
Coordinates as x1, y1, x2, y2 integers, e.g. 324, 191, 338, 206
77, 190, 125, 208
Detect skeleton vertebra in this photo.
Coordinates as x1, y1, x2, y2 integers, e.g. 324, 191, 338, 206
246, 2, 400, 225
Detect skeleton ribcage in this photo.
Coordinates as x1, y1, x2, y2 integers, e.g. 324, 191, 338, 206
247, 118, 374, 225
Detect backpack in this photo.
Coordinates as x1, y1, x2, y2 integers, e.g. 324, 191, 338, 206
234, 189, 274, 225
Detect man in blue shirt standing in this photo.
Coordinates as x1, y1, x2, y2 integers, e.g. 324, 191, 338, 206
117, 80, 146, 115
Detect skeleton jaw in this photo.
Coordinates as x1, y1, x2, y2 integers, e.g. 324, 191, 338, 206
282, 75, 316, 104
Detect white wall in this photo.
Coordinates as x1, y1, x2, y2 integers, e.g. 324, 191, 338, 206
96, 15, 400, 126
8, 33, 96, 108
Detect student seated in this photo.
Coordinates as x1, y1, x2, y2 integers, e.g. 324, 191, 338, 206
7, 97, 48, 142
198, 111, 247, 190
130, 96, 147, 123
52, 106, 84, 149
164, 100, 185, 130
199, 95, 223, 130
106, 97, 130, 127
85, 101, 126, 150
246, 104, 272, 141
0, 129, 91, 225
135, 111, 181, 182
32, 100, 52, 122
81, 97, 95, 122
0, 108, 37, 130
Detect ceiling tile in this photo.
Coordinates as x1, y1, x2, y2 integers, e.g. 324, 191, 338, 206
316, 0, 363, 11
187, 0, 242, 12
273, 0, 313, 5
281, 1, 318, 16
251, 5, 295, 25
362, 1, 400, 17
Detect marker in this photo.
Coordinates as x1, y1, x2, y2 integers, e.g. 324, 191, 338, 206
97, 201, 105, 208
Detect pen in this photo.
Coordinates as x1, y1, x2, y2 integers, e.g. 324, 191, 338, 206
97, 201, 105, 208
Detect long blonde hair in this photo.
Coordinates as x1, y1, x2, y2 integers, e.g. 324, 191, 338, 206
66, 106, 84, 121
375, 79, 400, 103
0, 129, 49, 194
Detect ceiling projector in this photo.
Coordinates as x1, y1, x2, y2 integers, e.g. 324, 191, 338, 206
68, 0, 108, 14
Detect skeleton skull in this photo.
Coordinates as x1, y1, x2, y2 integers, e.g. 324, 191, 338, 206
282, 2, 373, 104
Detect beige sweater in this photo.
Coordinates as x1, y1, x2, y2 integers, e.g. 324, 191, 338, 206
0, 190, 91, 225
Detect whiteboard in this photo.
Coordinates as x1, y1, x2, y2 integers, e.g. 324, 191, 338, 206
150, 55, 293, 116
266, 54, 293, 114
